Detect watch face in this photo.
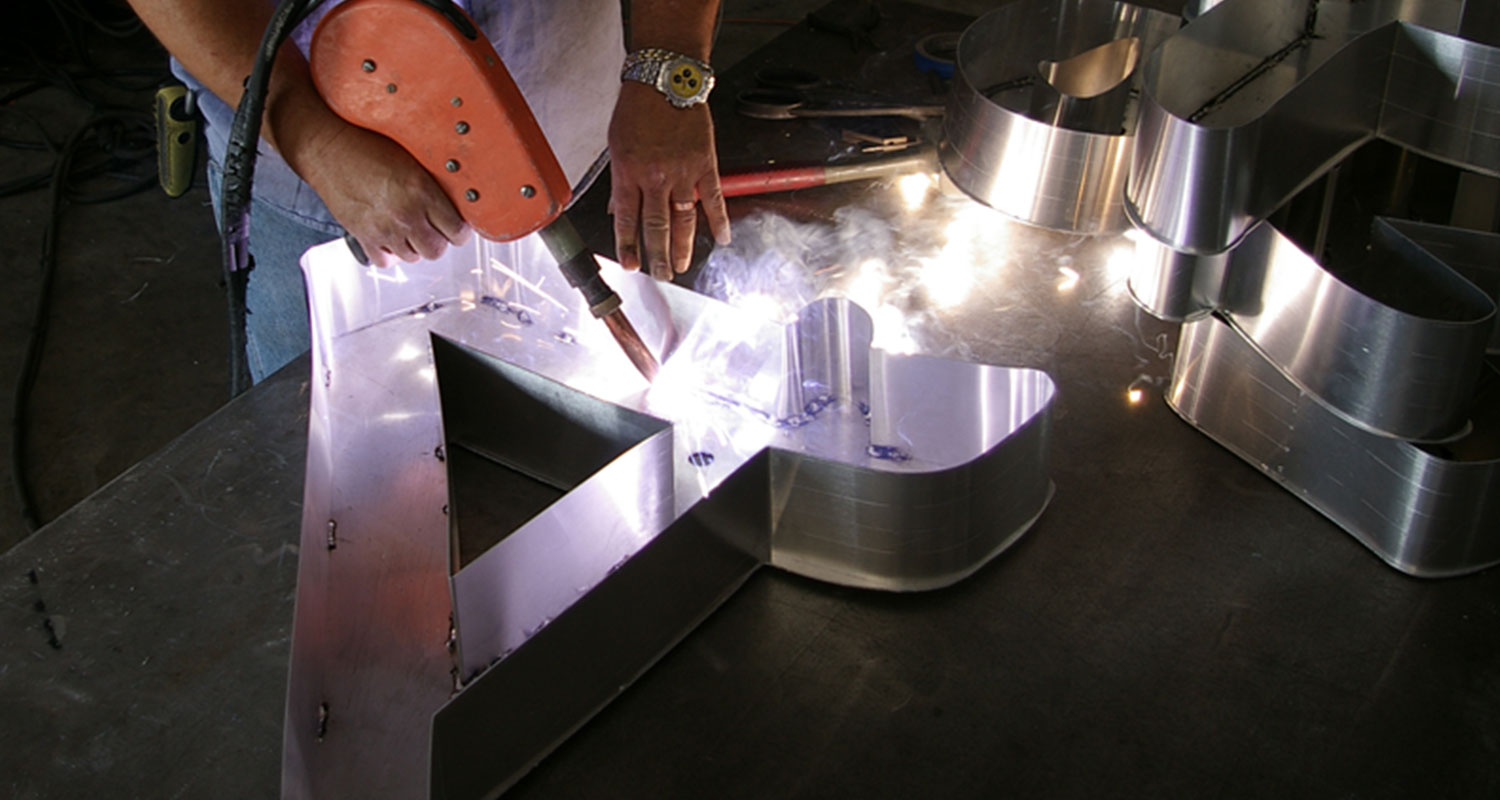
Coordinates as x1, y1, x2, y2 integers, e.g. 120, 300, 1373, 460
662, 59, 709, 104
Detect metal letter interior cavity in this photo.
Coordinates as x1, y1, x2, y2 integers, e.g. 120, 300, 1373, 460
1122, 0, 1500, 578
283, 234, 1055, 798
940, 0, 1180, 234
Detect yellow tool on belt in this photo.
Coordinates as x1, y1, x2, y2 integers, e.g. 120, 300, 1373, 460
154, 83, 198, 198
307, 0, 659, 380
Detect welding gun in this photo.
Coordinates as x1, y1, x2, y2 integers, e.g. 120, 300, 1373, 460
305, 0, 658, 380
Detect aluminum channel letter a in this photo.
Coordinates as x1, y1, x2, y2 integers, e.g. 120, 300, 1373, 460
284, 234, 1055, 799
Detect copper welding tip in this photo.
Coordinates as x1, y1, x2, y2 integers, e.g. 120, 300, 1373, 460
602, 309, 659, 382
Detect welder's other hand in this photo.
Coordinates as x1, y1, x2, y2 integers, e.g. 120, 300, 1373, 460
608, 82, 731, 281
303, 124, 471, 268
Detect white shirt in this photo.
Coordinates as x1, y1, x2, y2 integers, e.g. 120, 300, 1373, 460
177, 0, 624, 232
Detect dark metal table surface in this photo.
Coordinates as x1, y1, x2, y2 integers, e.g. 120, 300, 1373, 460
4, 3, 1498, 798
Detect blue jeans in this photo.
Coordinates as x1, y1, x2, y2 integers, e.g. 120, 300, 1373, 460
207, 160, 343, 383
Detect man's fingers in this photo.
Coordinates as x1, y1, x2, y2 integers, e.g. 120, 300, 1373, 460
353, 236, 389, 268
412, 230, 448, 261
669, 194, 698, 275
612, 188, 642, 272
428, 204, 471, 247
696, 174, 731, 246
639, 190, 672, 281
388, 238, 420, 263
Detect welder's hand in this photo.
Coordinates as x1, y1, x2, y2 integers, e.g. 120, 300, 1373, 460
302, 124, 471, 268
608, 82, 731, 281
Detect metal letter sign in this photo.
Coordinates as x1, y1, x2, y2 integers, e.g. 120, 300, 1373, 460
1125, 0, 1500, 577
283, 232, 1055, 798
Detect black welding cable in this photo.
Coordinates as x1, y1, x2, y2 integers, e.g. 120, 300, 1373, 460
0, 65, 156, 200
0, 106, 61, 196
4, 7, 164, 532
50, 0, 146, 39
43, 0, 162, 94
220, 0, 326, 396
0, 109, 154, 201
9, 112, 143, 533
0, 82, 50, 107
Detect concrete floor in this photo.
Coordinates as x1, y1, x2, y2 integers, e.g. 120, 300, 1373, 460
1, 3, 221, 553
0, 0, 1006, 555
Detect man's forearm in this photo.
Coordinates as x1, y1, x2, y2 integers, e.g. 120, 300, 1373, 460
628, 0, 721, 59
124, 0, 346, 181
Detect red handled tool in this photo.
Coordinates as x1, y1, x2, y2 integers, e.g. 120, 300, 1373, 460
719, 149, 936, 197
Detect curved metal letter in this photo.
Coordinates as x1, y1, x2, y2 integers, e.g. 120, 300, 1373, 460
941, 0, 1179, 233
284, 233, 1055, 798
1127, 0, 1500, 577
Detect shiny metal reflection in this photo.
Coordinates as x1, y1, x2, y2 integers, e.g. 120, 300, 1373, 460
1381, 218, 1500, 353
284, 232, 1056, 798
1038, 38, 1141, 100
1169, 313, 1500, 578
1126, 232, 1228, 321
1124, 3, 1500, 567
939, 0, 1179, 233
1127, 0, 1500, 256
1211, 219, 1494, 441
1181, 0, 1229, 21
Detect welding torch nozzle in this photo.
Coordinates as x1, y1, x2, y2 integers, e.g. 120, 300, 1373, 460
537, 213, 659, 382
539, 215, 621, 319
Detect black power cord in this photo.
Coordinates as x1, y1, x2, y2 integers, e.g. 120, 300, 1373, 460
9, 112, 156, 532
4, 2, 164, 532
220, 0, 465, 395
220, 0, 327, 397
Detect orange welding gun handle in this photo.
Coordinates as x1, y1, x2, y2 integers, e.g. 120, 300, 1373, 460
308, 0, 571, 242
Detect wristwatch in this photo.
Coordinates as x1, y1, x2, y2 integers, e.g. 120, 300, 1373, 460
621, 48, 715, 108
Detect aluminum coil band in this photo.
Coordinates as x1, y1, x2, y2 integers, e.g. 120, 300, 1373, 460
940, 0, 1179, 234
1170, 312, 1500, 578
1127, 0, 1500, 581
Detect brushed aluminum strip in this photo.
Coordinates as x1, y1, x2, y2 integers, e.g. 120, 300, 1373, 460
1135, 218, 1497, 440
939, 0, 1179, 234
1168, 313, 1500, 577
1127, 0, 1499, 256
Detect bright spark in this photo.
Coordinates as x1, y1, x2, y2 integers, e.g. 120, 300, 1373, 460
368, 262, 410, 284
897, 172, 936, 211
1056, 266, 1080, 292
488, 257, 569, 312
919, 207, 993, 308
1106, 242, 1137, 285
842, 259, 888, 312
736, 292, 796, 324
871, 304, 918, 355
